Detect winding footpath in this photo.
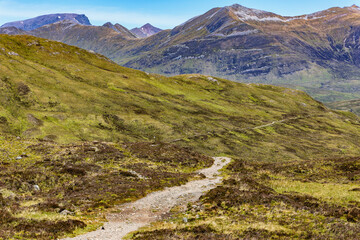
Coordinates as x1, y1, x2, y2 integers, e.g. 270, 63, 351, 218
64, 157, 231, 240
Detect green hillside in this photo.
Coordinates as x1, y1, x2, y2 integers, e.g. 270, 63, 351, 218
1, 34, 360, 239
1, 35, 360, 159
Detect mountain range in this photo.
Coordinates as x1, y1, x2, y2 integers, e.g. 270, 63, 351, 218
0, 13, 162, 39
3, 5, 360, 105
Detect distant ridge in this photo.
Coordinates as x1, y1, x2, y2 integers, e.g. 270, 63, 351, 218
1, 13, 91, 31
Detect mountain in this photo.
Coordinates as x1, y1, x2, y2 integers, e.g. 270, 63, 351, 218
130, 23, 162, 38
103, 22, 138, 38
114, 4, 360, 103
26, 20, 137, 53
10, 4, 360, 103
1, 13, 91, 31
1, 34, 360, 239
0, 26, 27, 35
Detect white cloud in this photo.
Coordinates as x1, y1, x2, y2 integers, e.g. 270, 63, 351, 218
0, 0, 187, 28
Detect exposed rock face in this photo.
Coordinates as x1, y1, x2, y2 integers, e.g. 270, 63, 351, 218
130, 23, 162, 38
1, 13, 91, 31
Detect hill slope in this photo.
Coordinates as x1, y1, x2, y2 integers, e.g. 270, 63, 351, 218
1, 34, 360, 239
0, 34, 360, 160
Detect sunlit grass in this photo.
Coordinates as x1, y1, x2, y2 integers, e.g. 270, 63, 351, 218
270, 180, 360, 205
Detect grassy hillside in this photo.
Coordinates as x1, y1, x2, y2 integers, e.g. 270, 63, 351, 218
1, 34, 360, 239
1, 35, 360, 159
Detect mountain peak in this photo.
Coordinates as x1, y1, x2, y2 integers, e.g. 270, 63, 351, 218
1, 13, 91, 31
103, 22, 114, 27
228, 4, 284, 22
130, 24, 162, 38
229, 4, 266, 14
142, 23, 153, 28
102, 22, 137, 38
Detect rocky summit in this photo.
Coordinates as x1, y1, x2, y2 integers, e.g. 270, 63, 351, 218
130, 23, 162, 38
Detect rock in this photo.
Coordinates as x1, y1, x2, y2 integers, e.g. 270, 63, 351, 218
183, 217, 188, 223
33, 185, 40, 191
16, 154, 29, 160
90, 147, 99, 152
207, 77, 219, 84
101, 226, 105, 230
60, 210, 74, 216
43, 135, 58, 141
27, 114, 43, 126
7, 51, 19, 56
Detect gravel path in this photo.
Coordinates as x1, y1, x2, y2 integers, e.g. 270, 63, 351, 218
63, 157, 231, 240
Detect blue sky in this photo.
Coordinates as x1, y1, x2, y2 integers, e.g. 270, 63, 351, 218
0, 0, 358, 29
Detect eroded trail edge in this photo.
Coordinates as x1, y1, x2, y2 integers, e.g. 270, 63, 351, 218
64, 157, 231, 240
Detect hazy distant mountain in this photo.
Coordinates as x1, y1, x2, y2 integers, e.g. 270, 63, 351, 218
1, 13, 91, 31
130, 23, 162, 38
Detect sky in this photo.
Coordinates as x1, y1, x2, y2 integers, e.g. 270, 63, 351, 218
0, 0, 358, 29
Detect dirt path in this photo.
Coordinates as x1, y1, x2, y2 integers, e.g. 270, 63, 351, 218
64, 157, 231, 240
